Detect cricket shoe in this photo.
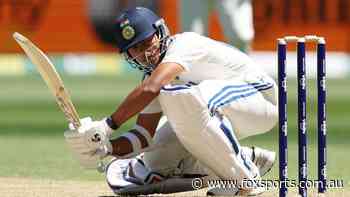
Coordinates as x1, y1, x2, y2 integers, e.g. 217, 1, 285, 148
251, 147, 276, 177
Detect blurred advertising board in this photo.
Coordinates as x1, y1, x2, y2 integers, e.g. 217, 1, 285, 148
0, 0, 349, 52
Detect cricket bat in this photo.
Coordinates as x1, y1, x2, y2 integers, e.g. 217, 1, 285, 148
13, 32, 81, 129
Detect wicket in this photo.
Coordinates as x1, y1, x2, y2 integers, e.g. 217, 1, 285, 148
277, 35, 327, 197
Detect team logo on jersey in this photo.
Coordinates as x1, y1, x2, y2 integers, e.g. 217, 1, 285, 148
122, 25, 135, 40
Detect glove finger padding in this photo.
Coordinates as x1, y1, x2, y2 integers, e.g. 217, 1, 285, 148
64, 129, 102, 169
64, 117, 112, 169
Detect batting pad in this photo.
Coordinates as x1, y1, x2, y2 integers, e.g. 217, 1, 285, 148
158, 84, 259, 185
106, 158, 201, 195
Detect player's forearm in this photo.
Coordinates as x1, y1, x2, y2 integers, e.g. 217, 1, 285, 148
109, 124, 155, 157
110, 137, 133, 156
111, 84, 159, 127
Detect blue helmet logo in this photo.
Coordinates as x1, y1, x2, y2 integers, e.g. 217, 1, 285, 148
119, 19, 135, 40
122, 25, 135, 40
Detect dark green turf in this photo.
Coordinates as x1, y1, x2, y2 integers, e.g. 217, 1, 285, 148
0, 76, 349, 184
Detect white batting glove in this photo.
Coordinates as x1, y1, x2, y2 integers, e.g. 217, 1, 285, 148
84, 118, 113, 150
64, 117, 115, 169
68, 117, 114, 137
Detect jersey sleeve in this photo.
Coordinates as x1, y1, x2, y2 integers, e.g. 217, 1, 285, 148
140, 97, 162, 114
161, 32, 205, 72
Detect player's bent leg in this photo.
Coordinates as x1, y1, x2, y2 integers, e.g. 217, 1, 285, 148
220, 87, 278, 140
198, 78, 278, 140
143, 116, 218, 179
142, 117, 199, 177
158, 85, 260, 189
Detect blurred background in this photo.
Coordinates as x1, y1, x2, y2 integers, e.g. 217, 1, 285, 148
0, 0, 349, 196
1, 0, 350, 76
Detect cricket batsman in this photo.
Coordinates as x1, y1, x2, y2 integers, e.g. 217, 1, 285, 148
64, 7, 278, 196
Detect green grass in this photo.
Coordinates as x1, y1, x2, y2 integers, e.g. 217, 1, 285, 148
0, 76, 349, 185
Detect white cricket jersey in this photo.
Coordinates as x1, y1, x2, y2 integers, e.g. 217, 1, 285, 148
141, 32, 266, 114
161, 32, 261, 84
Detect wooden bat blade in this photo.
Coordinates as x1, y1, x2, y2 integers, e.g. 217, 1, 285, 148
13, 32, 81, 128
13, 32, 62, 93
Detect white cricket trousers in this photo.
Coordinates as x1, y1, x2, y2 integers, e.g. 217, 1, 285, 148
154, 75, 278, 186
